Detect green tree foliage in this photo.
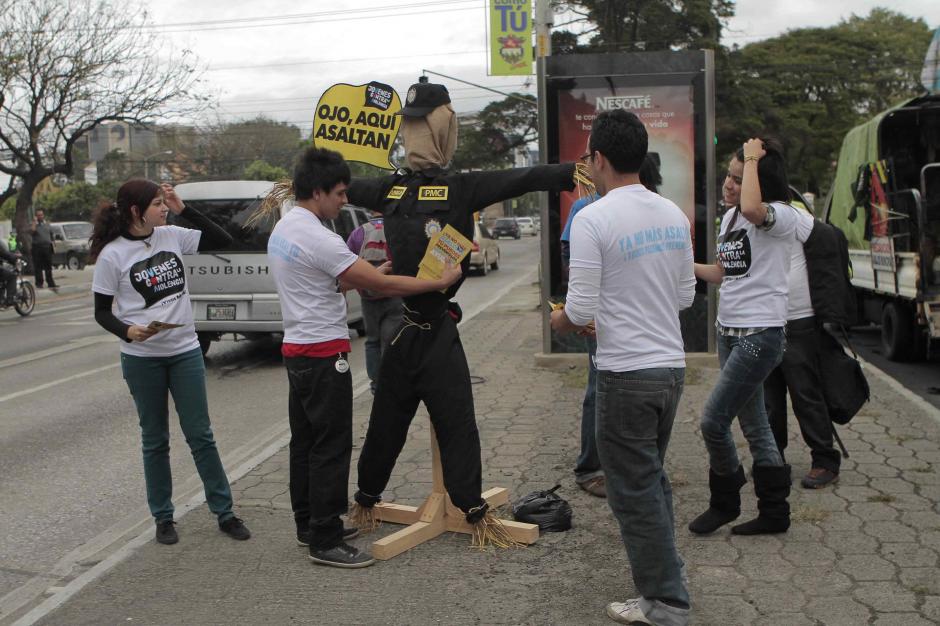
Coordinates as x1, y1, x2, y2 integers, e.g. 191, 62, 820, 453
553, 0, 734, 52
187, 117, 303, 180
96, 150, 135, 185
1, 181, 118, 221
718, 9, 932, 194
452, 93, 538, 171
0, 0, 206, 249
243, 160, 289, 182
34, 183, 109, 221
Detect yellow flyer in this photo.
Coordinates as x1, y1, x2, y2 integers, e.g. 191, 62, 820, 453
416, 224, 472, 288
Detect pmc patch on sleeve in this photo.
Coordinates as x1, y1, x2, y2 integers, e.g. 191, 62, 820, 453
386, 186, 407, 199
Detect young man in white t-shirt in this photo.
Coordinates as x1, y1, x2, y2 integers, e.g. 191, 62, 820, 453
267, 148, 460, 569
551, 110, 694, 626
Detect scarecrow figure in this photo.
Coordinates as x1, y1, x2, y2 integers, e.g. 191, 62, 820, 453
346, 78, 574, 543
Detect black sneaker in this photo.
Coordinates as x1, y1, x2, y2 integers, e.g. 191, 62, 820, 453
155, 520, 178, 545
296, 526, 360, 546
308, 542, 375, 569
219, 516, 251, 540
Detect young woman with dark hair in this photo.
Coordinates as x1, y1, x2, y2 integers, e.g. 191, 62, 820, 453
91, 179, 250, 545
689, 137, 801, 537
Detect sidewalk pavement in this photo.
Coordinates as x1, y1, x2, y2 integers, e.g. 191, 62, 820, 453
26, 281, 940, 625
31, 267, 94, 302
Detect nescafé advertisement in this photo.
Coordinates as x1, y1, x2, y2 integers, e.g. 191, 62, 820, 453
557, 84, 695, 230
313, 81, 402, 169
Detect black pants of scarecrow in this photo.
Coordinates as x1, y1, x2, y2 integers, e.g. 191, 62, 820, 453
356, 308, 485, 515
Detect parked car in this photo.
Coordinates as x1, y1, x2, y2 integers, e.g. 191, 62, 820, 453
50, 221, 92, 269
469, 222, 500, 275
516, 217, 537, 236
492, 217, 521, 239
171, 181, 366, 356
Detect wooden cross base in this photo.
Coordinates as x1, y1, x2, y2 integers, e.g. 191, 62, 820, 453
368, 427, 539, 560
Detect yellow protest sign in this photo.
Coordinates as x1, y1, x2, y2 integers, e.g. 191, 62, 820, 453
313, 81, 402, 169
489, 0, 532, 76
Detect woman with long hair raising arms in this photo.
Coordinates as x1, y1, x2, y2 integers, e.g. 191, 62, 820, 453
90, 179, 250, 545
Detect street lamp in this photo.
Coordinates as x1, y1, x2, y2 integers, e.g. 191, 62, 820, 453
143, 150, 173, 180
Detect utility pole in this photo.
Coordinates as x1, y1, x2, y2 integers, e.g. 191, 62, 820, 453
536, 0, 554, 355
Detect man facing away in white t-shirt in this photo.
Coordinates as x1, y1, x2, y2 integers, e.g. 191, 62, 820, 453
551, 110, 694, 626
266, 147, 461, 569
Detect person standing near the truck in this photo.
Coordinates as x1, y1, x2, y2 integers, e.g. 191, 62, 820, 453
90, 179, 251, 546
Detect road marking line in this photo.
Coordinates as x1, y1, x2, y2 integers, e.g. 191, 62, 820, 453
6, 268, 527, 624
0, 336, 114, 370
4, 371, 371, 625
0, 362, 120, 403
33, 303, 88, 316
457, 267, 538, 326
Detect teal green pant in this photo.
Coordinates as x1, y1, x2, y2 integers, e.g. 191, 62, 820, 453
121, 347, 234, 523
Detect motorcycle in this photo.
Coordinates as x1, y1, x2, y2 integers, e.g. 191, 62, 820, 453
1, 258, 36, 316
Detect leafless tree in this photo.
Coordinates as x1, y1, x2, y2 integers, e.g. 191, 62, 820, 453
0, 0, 210, 245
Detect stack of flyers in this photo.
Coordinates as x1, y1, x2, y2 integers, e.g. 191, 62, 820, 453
147, 320, 184, 331
416, 224, 472, 291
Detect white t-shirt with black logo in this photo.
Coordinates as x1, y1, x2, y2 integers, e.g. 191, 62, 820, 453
716, 201, 800, 328
92, 226, 201, 357
268, 206, 359, 344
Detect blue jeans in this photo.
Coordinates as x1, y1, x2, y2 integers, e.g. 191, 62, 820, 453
596, 367, 689, 611
702, 329, 786, 476
361, 297, 402, 393
121, 348, 234, 523
574, 336, 602, 483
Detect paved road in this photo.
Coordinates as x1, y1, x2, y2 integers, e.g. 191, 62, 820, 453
0, 236, 540, 621
847, 326, 940, 413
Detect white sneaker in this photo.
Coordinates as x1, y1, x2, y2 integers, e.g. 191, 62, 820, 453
606, 599, 654, 625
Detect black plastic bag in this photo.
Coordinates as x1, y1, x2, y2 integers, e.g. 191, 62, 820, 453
512, 484, 572, 532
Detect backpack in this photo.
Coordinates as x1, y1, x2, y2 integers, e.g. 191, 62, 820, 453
803, 220, 857, 326
357, 220, 390, 300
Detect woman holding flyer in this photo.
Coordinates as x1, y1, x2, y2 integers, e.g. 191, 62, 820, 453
89, 179, 251, 546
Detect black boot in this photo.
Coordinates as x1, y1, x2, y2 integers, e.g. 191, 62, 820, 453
732, 464, 791, 535
689, 465, 747, 534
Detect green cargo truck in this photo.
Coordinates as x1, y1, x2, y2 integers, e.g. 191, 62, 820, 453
825, 93, 940, 360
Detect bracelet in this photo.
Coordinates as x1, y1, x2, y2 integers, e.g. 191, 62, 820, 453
744, 155, 760, 163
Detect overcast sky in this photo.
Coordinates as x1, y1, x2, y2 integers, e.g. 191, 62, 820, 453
146, 0, 937, 134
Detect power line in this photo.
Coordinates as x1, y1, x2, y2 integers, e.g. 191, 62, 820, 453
153, 3, 481, 34
139, 0, 479, 31
207, 49, 486, 72
212, 83, 531, 107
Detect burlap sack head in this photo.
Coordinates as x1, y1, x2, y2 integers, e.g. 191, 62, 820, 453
402, 104, 457, 171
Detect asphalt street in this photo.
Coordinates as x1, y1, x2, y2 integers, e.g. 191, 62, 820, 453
0, 235, 541, 622
848, 326, 940, 413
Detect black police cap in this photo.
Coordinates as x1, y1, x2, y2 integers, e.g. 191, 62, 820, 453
397, 80, 451, 117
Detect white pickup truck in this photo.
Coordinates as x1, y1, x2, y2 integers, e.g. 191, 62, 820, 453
172, 180, 368, 356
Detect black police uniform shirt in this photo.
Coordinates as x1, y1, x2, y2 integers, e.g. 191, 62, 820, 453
347, 163, 575, 316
